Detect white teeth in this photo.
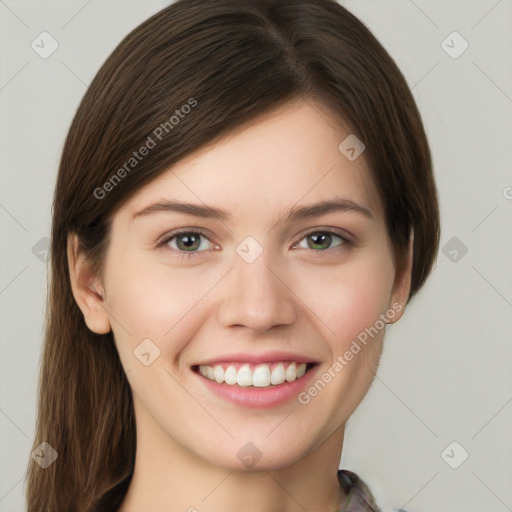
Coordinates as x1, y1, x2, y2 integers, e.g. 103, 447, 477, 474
252, 364, 271, 387
213, 365, 224, 383
197, 361, 310, 387
224, 365, 237, 385
285, 362, 297, 382
296, 363, 307, 378
236, 364, 252, 387
270, 363, 285, 385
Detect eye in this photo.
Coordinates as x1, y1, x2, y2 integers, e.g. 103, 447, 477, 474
157, 229, 217, 259
293, 229, 353, 254
157, 228, 354, 260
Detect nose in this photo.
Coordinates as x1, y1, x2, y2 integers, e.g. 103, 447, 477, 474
217, 248, 297, 332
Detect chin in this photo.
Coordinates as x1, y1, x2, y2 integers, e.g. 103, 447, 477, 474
196, 434, 316, 473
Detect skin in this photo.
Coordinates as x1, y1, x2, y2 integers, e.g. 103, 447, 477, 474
68, 98, 412, 512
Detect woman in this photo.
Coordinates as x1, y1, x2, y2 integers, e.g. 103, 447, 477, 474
25, 0, 440, 510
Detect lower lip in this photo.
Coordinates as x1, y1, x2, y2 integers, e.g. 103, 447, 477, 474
194, 367, 317, 409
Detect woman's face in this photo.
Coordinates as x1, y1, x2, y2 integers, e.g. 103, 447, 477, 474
72, 99, 411, 471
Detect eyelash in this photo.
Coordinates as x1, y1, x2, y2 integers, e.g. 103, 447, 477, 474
156, 228, 354, 260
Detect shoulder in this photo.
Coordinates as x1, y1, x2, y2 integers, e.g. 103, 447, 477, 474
337, 469, 411, 512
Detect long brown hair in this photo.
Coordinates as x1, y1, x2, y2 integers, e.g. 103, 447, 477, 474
25, 0, 440, 510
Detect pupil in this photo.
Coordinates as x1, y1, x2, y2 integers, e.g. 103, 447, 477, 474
176, 233, 331, 252
179, 234, 199, 251
310, 233, 330, 249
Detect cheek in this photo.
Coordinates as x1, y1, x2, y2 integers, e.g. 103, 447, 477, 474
293, 250, 395, 346
105, 258, 218, 359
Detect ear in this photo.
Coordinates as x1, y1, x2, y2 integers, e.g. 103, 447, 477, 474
387, 228, 414, 324
67, 232, 111, 334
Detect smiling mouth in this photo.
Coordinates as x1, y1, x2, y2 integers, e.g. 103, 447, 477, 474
192, 361, 317, 388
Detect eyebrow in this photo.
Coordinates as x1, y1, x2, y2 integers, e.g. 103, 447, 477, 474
131, 197, 374, 223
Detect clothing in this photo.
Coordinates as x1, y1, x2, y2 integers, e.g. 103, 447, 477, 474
338, 470, 409, 512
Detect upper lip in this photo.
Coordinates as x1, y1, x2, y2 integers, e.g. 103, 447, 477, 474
194, 351, 319, 366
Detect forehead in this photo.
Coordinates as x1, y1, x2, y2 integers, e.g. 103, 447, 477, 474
120, 99, 384, 225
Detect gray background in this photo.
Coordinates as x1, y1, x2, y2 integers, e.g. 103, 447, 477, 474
1, 1, 511, 511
